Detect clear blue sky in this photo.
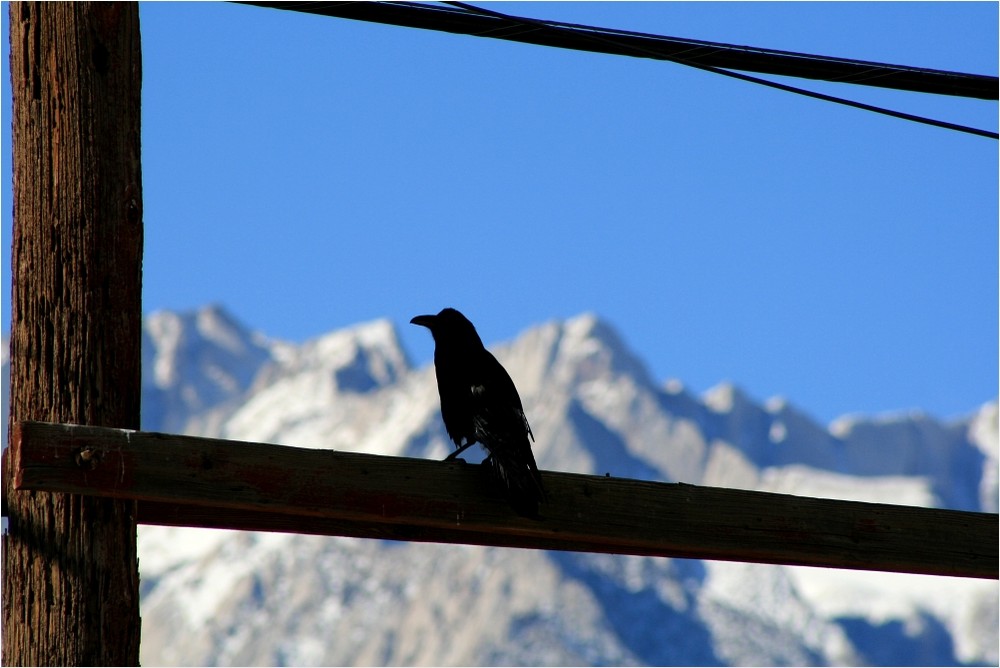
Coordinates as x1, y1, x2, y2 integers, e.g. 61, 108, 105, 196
2, 2, 997, 424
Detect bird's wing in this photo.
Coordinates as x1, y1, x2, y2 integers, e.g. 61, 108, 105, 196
469, 382, 526, 446
482, 351, 534, 440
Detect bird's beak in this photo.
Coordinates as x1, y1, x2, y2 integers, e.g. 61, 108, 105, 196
410, 314, 436, 329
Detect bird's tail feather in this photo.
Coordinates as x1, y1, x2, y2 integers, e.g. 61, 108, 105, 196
485, 450, 546, 518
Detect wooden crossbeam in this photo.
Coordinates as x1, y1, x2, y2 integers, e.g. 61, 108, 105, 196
10, 421, 998, 579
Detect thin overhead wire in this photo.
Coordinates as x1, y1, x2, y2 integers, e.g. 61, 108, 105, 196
238, 1, 998, 100
235, 1, 997, 139
444, 1, 998, 140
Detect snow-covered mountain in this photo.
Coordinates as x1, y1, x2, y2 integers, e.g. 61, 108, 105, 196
4, 305, 997, 665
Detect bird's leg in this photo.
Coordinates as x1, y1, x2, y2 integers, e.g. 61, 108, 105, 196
444, 441, 475, 461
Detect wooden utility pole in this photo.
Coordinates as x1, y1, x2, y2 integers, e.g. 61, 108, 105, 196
3, 3, 143, 665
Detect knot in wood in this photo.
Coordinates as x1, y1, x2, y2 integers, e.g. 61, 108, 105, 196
75, 447, 103, 471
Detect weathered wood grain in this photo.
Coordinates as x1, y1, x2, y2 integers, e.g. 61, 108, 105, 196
12, 421, 998, 579
4, 4, 143, 664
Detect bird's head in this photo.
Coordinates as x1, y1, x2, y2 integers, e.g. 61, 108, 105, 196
410, 308, 484, 348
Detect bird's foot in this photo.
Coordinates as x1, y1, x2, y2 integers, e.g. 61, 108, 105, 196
444, 442, 474, 461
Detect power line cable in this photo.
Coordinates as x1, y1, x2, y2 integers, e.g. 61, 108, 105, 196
235, 1, 997, 139
236, 1, 997, 100
443, 1, 997, 140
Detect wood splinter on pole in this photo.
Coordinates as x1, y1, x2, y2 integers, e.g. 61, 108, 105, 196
3, 3, 143, 665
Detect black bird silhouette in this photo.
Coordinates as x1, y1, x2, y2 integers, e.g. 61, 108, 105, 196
410, 308, 545, 515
